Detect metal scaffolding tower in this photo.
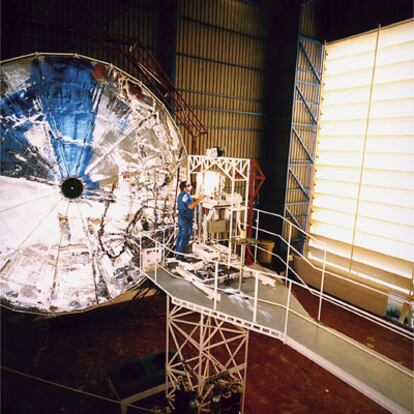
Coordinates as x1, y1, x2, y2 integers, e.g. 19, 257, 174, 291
166, 297, 249, 413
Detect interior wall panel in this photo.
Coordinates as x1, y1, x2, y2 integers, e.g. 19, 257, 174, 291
176, 0, 265, 157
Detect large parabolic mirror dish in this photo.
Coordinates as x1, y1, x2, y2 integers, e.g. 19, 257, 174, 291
0, 54, 185, 315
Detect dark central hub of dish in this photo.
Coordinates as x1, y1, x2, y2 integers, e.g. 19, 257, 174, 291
61, 177, 84, 199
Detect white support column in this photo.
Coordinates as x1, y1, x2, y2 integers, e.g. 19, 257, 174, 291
228, 162, 236, 266
283, 280, 292, 344
254, 210, 260, 263
165, 296, 172, 402
241, 328, 250, 414
213, 262, 219, 310
253, 271, 259, 323
285, 222, 292, 283
244, 161, 251, 233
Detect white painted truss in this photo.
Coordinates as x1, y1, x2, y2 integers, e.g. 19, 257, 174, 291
188, 156, 250, 182
188, 155, 251, 266
165, 296, 249, 413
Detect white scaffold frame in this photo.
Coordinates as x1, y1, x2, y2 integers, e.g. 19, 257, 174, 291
188, 155, 251, 266
165, 296, 249, 413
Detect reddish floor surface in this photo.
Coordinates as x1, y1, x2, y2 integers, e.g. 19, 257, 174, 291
245, 332, 389, 414
1, 286, 412, 414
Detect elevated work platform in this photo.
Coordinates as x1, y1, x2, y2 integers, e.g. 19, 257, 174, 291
144, 266, 413, 414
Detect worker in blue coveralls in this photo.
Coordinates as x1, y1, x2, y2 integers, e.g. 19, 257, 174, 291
175, 181, 204, 260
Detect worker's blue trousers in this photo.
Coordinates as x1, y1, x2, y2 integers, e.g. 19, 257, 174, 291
175, 216, 192, 258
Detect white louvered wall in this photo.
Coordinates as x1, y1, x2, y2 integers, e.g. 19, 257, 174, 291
308, 19, 414, 297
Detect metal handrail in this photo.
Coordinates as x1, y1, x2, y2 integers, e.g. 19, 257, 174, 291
140, 239, 414, 377
252, 208, 411, 304
140, 228, 413, 342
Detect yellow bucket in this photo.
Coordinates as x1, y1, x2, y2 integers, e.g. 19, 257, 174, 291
257, 240, 275, 264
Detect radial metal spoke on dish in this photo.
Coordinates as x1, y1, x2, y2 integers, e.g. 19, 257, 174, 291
75, 200, 107, 302
35, 68, 71, 179
0, 198, 63, 272
50, 200, 71, 301
74, 82, 105, 177
84, 112, 156, 178
0, 193, 56, 214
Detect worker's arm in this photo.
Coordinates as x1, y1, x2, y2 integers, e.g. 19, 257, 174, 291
189, 194, 205, 209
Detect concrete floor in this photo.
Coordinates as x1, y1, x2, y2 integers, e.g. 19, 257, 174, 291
1, 284, 412, 414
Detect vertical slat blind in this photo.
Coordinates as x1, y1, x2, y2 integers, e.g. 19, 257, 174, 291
308, 19, 414, 297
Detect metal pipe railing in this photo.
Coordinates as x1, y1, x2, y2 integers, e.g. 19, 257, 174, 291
140, 252, 413, 376
141, 229, 413, 343
252, 208, 410, 304
283, 280, 292, 344
317, 249, 327, 322
250, 209, 413, 336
